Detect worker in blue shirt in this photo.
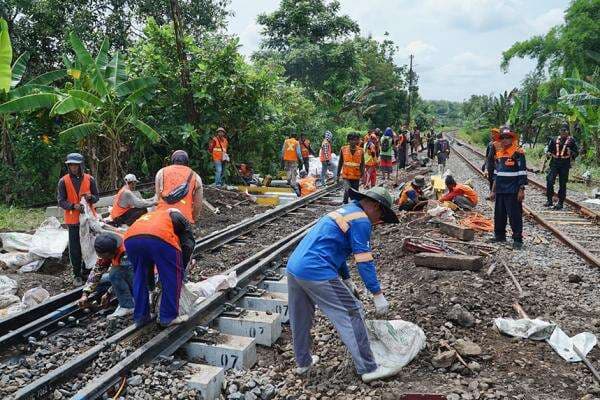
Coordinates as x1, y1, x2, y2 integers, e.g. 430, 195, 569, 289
490, 128, 527, 249
286, 187, 399, 383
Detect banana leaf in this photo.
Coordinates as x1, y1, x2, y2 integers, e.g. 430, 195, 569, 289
0, 93, 58, 113
9, 84, 57, 99
27, 69, 67, 85
68, 90, 103, 107
106, 52, 127, 89
50, 95, 93, 116
95, 38, 110, 74
0, 18, 12, 93
59, 122, 101, 141
10, 51, 29, 89
116, 77, 157, 97
68, 32, 94, 68
131, 118, 160, 143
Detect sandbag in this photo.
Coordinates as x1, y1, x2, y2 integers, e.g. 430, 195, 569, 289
0, 232, 32, 252
186, 272, 237, 298
365, 319, 426, 376
28, 217, 69, 259
79, 199, 104, 269
21, 287, 50, 307
0, 294, 20, 309
0, 252, 41, 271
0, 275, 18, 296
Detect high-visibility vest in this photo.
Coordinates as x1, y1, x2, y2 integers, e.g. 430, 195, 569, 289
212, 136, 228, 162
397, 183, 420, 207
157, 165, 196, 223
298, 177, 317, 197
363, 142, 378, 167
319, 139, 332, 162
300, 139, 311, 158
110, 186, 131, 220
110, 233, 126, 266
63, 173, 96, 224
283, 138, 299, 161
124, 209, 181, 250
553, 136, 573, 159
341, 145, 363, 180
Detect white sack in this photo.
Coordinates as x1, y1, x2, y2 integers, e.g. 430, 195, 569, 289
494, 318, 556, 341
0, 252, 41, 271
18, 260, 44, 273
21, 287, 50, 307
186, 272, 237, 298
0, 232, 32, 252
79, 199, 103, 269
0, 275, 18, 296
29, 217, 69, 259
547, 327, 597, 363
366, 319, 426, 375
0, 294, 21, 309
0, 302, 27, 317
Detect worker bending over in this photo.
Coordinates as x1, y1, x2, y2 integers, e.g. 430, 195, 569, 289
337, 132, 364, 204
439, 175, 478, 210
282, 132, 303, 187
296, 170, 317, 197
125, 209, 196, 327
78, 232, 134, 319
545, 122, 578, 210
57, 153, 99, 286
396, 176, 428, 211
155, 150, 203, 224
109, 174, 156, 227
490, 128, 527, 250
286, 187, 398, 383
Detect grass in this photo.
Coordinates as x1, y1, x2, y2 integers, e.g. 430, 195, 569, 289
0, 205, 47, 232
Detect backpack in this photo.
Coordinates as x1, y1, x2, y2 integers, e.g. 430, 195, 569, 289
381, 137, 390, 152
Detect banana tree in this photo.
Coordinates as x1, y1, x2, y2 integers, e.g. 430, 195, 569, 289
340, 85, 387, 122
0, 18, 64, 166
47, 33, 159, 188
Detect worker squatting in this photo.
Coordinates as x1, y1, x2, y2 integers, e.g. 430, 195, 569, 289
57, 123, 565, 383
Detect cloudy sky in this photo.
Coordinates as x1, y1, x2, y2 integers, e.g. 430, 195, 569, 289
226, 0, 569, 101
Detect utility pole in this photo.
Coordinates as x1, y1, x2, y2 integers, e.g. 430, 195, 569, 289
406, 54, 414, 127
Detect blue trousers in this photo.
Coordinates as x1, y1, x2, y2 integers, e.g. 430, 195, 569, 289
108, 264, 134, 309
494, 193, 523, 242
214, 161, 223, 187
124, 236, 184, 325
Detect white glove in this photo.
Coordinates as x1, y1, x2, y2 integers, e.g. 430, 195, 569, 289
373, 293, 389, 315
343, 279, 359, 298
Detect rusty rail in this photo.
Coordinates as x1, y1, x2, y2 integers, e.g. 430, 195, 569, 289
449, 138, 600, 269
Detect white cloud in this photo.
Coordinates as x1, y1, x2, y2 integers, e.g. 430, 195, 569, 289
527, 8, 564, 35
423, 0, 519, 32
237, 22, 261, 57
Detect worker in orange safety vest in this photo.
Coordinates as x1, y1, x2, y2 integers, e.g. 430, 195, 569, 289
296, 170, 318, 197
281, 132, 303, 187
337, 132, 364, 204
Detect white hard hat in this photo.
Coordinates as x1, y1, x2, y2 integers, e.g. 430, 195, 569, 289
124, 174, 138, 183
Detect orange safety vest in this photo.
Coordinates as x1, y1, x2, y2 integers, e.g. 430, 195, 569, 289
456, 184, 478, 205
283, 138, 299, 161
110, 186, 131, 220
111, 234, 126, 266
300, 139, 311, 158
124, 209, 181, 250
212, 136, 228, 162
63, 174, 96, 224
319, 139, 332, 162
298, 177, 317, 197
341, 145, 363, 180
397, 183, 422, 207
157, 165, 196, 223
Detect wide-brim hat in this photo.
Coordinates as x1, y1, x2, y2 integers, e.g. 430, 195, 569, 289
349, 187, 399, 223
65, 152, 84, 164
412, 175, 426, 188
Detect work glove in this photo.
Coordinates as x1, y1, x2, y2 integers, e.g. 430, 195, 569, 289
343, 278, 359, 298
373, 293, 389, 315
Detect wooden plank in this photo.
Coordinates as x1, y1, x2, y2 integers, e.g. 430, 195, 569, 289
438, 221, 475, 241
414, 252, 483, 271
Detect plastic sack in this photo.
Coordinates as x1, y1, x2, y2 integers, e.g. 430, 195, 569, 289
21, 287, 50, 307
18, 260, 44, 273
0, 232, 32, 252
0, 252, 41, 271
29, 217, 69, 259
186, 272, 237, 298
0, 275, 18, 296
0, 302, 27, 317
494, 318, 555, 341
178, 284, 200, 316
365, 319, 426, 375
0, 294, 20, 309
79, 199, 104, 269
427, 205, 455, 222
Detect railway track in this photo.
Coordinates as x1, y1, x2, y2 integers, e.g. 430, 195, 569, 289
447, 132, 600, 268
1, 183, 344, 399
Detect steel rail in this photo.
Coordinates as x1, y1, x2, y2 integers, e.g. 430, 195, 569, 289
450, 139, 600, 269
14, 220, 316, 400
1, 184, 340, 346
448, 134, 600, 220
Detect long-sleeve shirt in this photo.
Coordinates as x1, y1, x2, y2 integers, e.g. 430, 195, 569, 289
83, 232, 127, 294
57, 173, 99, 210
155, 168, 203, 223
546, 136, 578, 167
440, 184, 478, 205
286, 202, 381, 294
493, 145, 528, 194
117, 186, 156, 209
170, 210, 196, 268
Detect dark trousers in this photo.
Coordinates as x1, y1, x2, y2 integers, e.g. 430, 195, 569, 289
110, 208, 147, 227
302, 157, 310, 173
343, 179, 360, 204
68, 225, 83, 278
487, 173, 494, 191
398, 146, 407, 168
546, 161, 570, 203
494, 193, 523, 242
427, 143, 435, 159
